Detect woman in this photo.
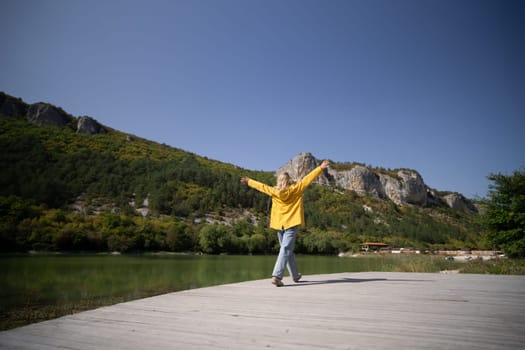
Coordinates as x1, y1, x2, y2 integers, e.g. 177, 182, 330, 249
241, 160, 330, 286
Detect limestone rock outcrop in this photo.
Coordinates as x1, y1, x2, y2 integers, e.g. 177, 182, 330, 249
77, 116, 107, 134
0, 92, 28, 117
277, 152, 319, 181
1, 92, 106, 134
277, 152, 476, 212
379, 170, 427, 206
443, 193, 478, 214
26, 103, 72, 127
333, 165, 384, 198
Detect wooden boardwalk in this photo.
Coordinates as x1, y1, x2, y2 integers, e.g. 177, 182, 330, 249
1, 272, 525, 349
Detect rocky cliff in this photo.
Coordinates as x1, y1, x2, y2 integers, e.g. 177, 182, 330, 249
1, 92, 106, 134
77, 116, 107, 134
278, 152, 477, 213
26, 102, 73, 127
0, 93, 27, 116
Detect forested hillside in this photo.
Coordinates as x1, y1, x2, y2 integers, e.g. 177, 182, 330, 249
0, 101, 484, 254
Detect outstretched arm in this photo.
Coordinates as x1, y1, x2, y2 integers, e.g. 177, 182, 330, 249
294, 160, 330, 191
240, 177, 275, 196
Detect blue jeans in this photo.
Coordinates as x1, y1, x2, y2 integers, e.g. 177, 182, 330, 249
272, 226, 300, 280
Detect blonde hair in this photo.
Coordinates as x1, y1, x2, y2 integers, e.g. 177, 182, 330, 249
276, 172, 292, 191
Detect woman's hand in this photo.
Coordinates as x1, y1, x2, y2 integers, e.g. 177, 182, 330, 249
240, 177, 250, 184
320, 160, 330, 169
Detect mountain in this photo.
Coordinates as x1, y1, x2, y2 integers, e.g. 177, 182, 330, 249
0, 92, 476, 211
0, 92, 483, 253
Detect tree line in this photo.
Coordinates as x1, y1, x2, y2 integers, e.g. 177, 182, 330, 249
0, 191, 482, 255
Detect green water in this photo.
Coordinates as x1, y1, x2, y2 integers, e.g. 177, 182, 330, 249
0, 254, 369, 328
0, 253, 465, 329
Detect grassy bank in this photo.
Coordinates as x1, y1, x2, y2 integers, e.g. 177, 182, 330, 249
343, 254, 525, 274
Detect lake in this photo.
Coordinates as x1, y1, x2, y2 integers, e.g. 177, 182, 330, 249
1, 253, 392, 329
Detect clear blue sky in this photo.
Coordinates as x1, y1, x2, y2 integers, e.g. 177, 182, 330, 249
2, 0, 524, 199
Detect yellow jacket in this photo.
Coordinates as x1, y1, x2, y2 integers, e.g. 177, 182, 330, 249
247, 166, 324, 230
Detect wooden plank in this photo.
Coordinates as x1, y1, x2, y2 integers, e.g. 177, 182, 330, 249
1, 272, 524, 349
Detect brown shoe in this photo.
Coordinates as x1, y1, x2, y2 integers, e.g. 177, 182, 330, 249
272, 276, 284, 287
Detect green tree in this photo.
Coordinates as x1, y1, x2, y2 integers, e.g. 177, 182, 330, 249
483, 169, 525, 258
199, 224, 227, 254
166, 221, 193, 252
0, 195, 43, 251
